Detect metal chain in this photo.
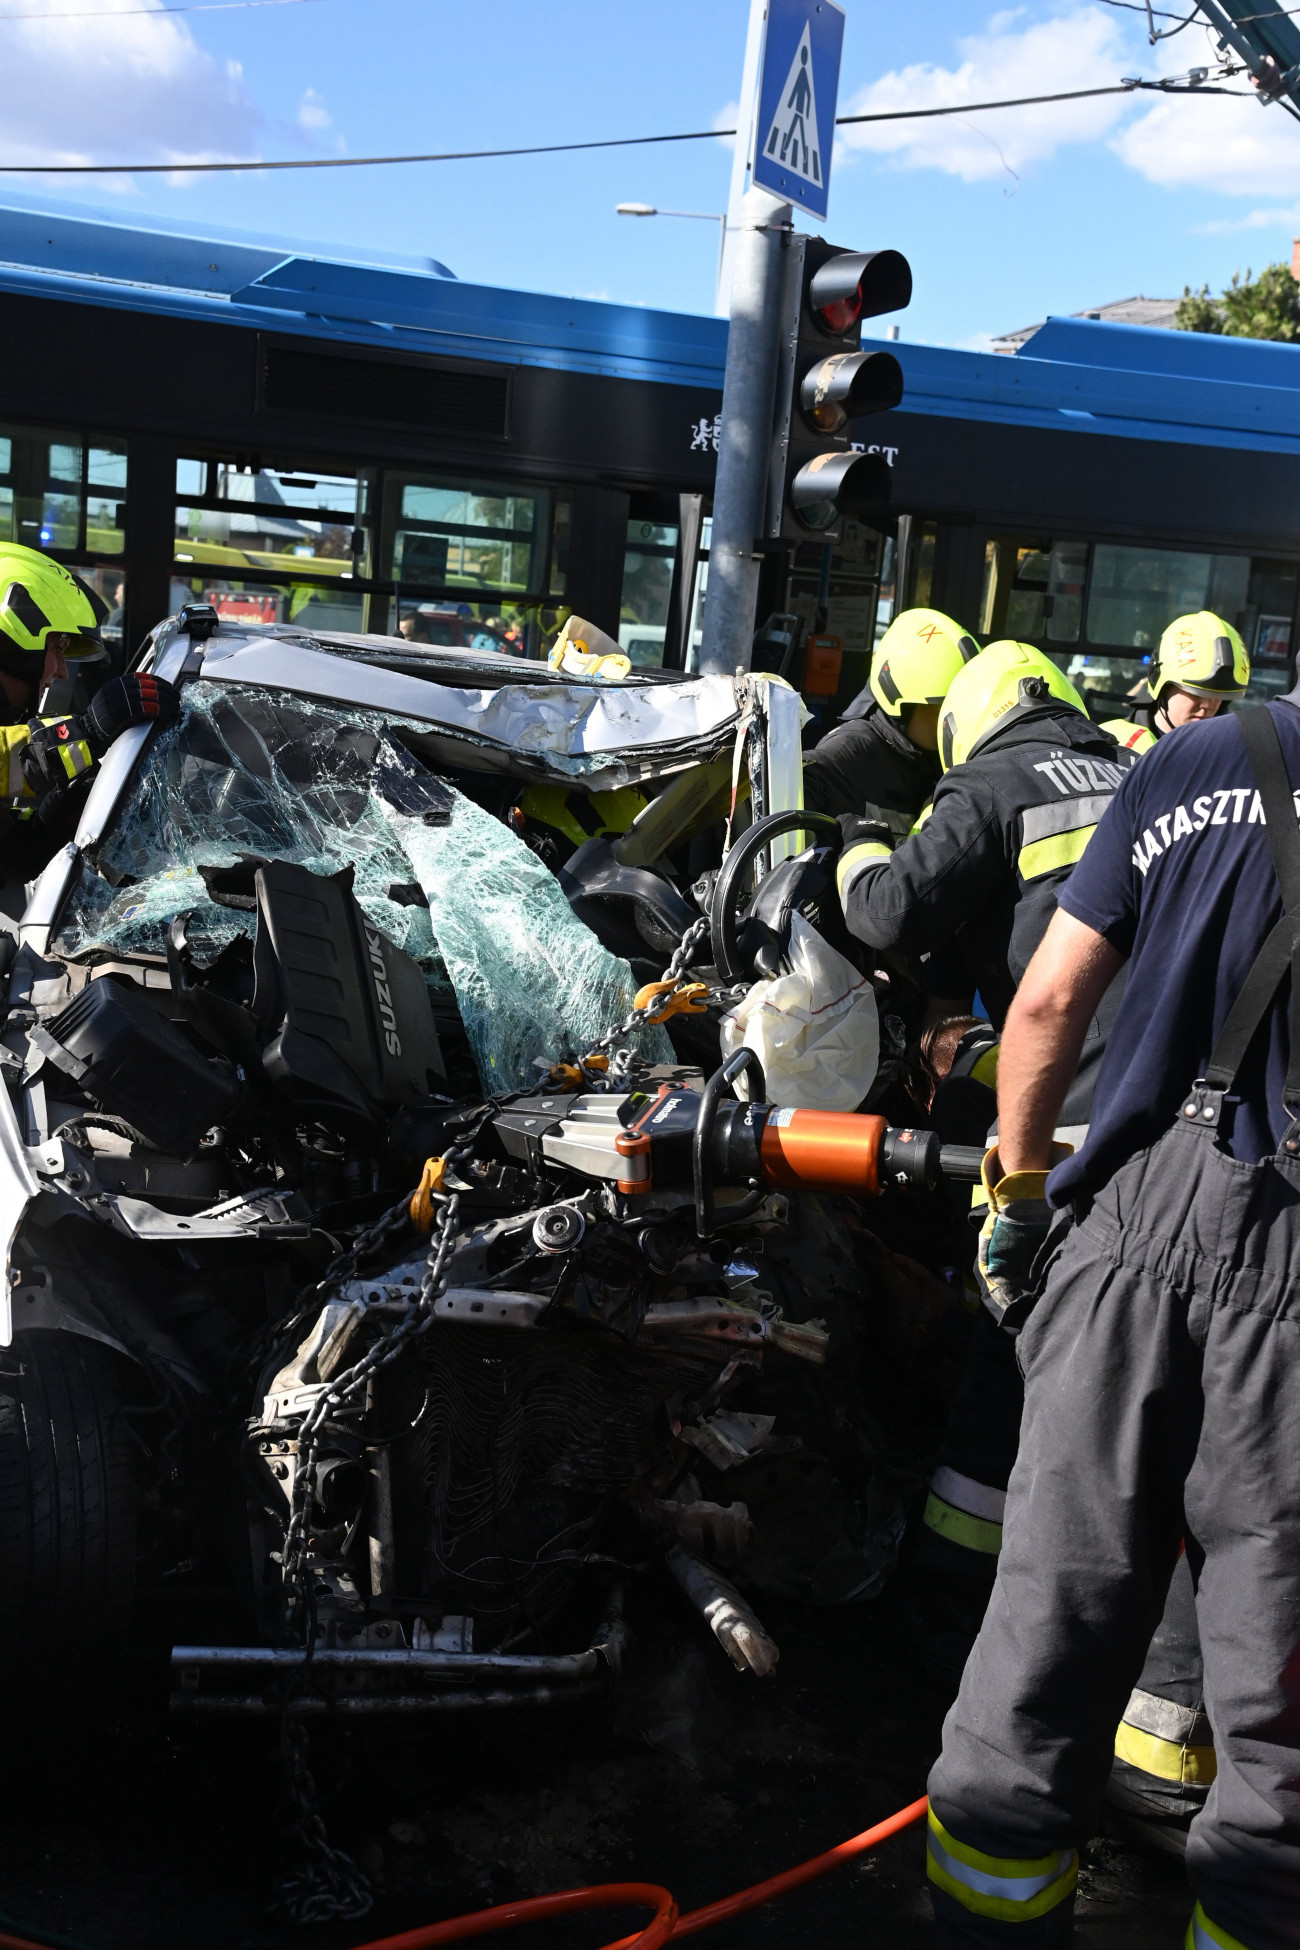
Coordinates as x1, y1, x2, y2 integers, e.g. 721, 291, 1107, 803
273, 1715, 374, 1926
271, 1144, 471, 1927
279, 1160, 468, 1629
581, 914, 714, 1087
244, 1194, 416, 1391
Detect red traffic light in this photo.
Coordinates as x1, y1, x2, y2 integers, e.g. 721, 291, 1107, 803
800, 349, 903, 433
809, 249, 912, 335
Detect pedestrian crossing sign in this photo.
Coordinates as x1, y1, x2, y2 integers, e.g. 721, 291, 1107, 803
752, 0, 845, 222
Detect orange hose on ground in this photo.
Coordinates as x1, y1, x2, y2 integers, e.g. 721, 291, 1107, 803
0, 1795, 930, 1950
348, 1884, 677, 1950
350, 1795, 929, 1950
602, 1795, 929, 1949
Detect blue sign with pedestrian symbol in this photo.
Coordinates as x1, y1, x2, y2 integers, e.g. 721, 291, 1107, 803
752, 0, 845, 223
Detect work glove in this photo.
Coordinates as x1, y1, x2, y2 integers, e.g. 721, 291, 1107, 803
83, 672, 180, 751
21, 674, 179, 820
975, 1143, 1072, 1334
837, 813, 894, 855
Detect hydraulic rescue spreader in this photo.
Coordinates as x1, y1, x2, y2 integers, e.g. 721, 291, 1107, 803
493, 1050, 984, 1238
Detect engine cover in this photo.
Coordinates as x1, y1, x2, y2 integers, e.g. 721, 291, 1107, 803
36, 975, 240, 1157
252, 859, 445, 1119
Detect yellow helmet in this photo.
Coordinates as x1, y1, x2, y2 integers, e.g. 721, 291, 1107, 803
1152, 611, 1249, 704
0, 545, 106, 676
870, 607, 979, 719
939, 640, 1087, 772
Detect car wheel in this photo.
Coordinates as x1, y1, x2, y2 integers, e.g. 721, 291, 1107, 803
0, 1331, 138, 1660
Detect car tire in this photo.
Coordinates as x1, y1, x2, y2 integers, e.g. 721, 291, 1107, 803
0, 1331, 138, 1659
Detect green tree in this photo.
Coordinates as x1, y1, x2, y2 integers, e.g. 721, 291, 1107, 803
1175, 262, 1300, 342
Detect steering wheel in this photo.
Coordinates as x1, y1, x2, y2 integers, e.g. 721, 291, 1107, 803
709, 809, 843, 984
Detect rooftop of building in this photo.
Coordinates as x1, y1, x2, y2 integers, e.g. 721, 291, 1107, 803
990, 295, 1181, 353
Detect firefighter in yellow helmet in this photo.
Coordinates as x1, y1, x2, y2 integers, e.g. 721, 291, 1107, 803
835, 643, 1139, 1680
0, 547, 178, 850
835, 641, 1137, 1027
1101, 610, 1250, 756
802, 607, 978, 836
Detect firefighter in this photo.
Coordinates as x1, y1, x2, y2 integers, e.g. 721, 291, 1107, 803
1093, 613, 1250, 1840
0, 548, 177, 854
835, 638, 1134, 1067
802, 607, 979, 835
926, 697, 1300, 1947
836, 641, 1138, 1670
1100, 609, 1250, 756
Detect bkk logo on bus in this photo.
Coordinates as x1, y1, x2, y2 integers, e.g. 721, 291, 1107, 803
688, 414, 899, 467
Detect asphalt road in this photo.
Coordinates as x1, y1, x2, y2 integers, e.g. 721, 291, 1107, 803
3, 1590, 1191, 1950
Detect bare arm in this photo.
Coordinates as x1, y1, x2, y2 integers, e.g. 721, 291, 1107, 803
997, 909, 1125, 1174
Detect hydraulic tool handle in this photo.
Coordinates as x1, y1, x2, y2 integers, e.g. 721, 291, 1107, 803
937, 1144, 985, 1183
754, 1112, 984, 1197
759, 1108, 889, 1196
695, 1046, 768, 1238
710, 809, 842, 984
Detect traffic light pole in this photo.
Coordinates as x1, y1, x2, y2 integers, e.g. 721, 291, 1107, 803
697, 187, 792, 680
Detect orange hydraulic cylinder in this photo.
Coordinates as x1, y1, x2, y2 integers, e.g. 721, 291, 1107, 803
758, 1108, 888, 1197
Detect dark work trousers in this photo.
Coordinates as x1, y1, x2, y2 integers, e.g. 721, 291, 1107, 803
1110, 1549, 1214, 1824
918, 1308, 1023, 1573
926, 1115, 1300, 1948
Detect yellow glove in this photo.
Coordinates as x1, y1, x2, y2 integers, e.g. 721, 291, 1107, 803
976, 1142, 1072, 1332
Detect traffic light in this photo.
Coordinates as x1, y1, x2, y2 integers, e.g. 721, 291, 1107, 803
765, 237, 911, 542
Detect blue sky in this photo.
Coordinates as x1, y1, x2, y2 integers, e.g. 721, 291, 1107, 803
7, 0, 1300, 347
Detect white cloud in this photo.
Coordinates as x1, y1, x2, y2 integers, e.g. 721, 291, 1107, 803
1112, 90, 1300, 198
0, 0, 264, 175
297, 88, 332, 134
1191, 203, 1300, 234
714, 99, 739, 153
837, 8, 1134, 183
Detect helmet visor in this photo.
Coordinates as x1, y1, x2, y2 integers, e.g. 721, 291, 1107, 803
49, 629, 107, 662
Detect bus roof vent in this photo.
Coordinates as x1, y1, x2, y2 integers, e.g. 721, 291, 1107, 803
260, 343, 509, 437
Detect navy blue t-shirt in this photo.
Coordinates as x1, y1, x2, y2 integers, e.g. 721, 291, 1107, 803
1048, 699, 1300, 1206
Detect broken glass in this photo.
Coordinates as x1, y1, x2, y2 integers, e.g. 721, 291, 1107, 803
52, 680, 671, 1090
53, 682, 438, 974
373, 778, 670, 1092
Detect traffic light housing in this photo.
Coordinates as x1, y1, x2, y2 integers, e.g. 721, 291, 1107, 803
765, 236, 911, 542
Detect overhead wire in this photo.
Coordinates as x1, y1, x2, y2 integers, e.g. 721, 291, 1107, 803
0, 0, 322, 14
0, 77, 1257, 174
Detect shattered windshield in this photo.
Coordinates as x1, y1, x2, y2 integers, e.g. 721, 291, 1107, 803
51, 680, 670, 1090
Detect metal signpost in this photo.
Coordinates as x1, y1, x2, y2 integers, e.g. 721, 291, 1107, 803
698, 0, 846, 680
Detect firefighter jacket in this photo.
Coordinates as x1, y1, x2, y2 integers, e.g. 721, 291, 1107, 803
836, 711, 1136, 1029
0, 716, 92, 805
1099, 692, 1159, 756
803, 699, 941, 840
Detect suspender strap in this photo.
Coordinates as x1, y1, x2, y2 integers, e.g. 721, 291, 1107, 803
1238, 707, 1300, 911
1200, 707, 1300, 1107
1203, 915, 1293, 1092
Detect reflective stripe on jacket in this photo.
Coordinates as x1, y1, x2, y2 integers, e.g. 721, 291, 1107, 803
0, 717, 92, 802
836, 712, 1136, 1026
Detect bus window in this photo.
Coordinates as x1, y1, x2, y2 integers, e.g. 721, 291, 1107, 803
620, 517, 678, 668
981, 538, 1075, 641
173, 460, 369, 629
1241, 558, 1298, 698
1086, 544, 1250, 653
383, 476, 546, 596
0, 426, 126, 559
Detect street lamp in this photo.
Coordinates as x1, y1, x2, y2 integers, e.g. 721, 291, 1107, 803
617, 202, 728, 287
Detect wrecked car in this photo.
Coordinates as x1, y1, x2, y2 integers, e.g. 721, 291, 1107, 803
0, 611, 975, 1723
